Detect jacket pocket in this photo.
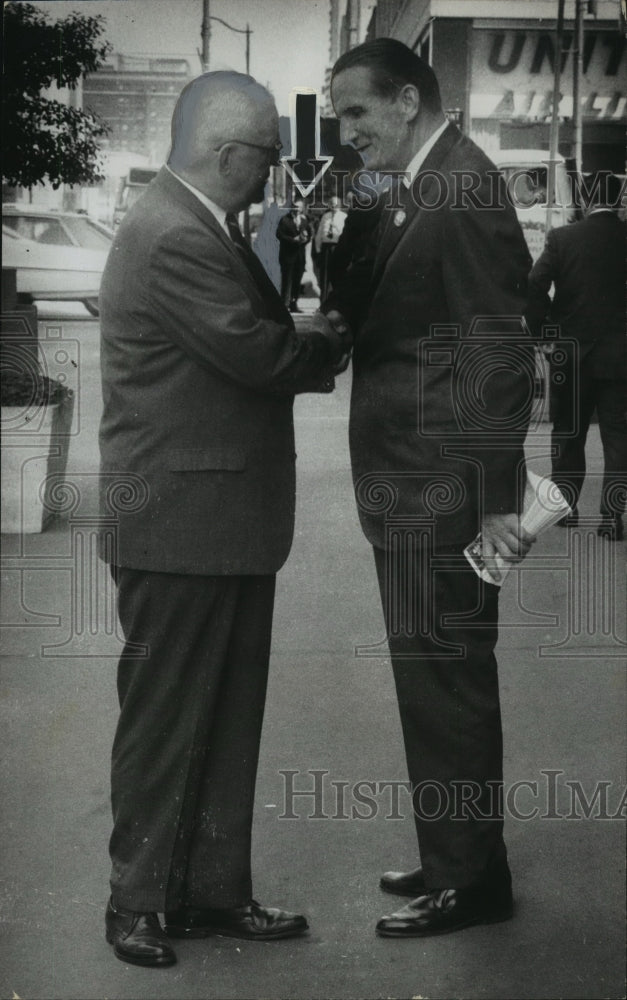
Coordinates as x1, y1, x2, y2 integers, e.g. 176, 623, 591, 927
166, 447, 246, 471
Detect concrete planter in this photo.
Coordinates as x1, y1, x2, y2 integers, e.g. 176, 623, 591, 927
1, 391, 75, 533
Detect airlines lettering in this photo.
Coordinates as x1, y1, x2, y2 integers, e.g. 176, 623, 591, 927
488, 31, 626, 77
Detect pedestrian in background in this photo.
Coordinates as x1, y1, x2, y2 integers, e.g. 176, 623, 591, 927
313, 195, 347, 300
276, 197, 312, 312
526, 172, 626, 540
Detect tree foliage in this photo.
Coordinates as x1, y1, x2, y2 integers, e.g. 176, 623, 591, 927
3, 2, 112, 189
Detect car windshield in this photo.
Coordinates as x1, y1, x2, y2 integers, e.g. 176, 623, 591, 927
62, 216, 113, 250
500, 166, 548, 207
3, 215, 74, 245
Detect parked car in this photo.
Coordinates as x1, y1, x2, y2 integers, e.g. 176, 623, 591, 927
493, 150, 575, 262
113, 166, 159, 227
2, 205, 114, 316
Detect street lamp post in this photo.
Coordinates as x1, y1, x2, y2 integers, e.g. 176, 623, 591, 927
573, 0, 585, 177
200, 2, 253, 240
200, 1, 251, 74
546, 0, 565, 234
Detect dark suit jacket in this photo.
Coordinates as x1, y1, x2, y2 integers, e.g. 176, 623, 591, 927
99, 167, 333, 575
276, 211, 312, 265
328, 200, 384, 330
526, 212, 626, 380
337, 124, 533, 549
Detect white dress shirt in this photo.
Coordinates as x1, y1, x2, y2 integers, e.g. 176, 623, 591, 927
402, 119, 450, 188
166, 165, 229, 234
314, 208, 348, 252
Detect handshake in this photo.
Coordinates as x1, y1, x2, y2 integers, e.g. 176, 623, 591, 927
309, 309, 353, 374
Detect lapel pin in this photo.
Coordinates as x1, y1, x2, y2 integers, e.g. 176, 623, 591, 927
393, 209, 407, 227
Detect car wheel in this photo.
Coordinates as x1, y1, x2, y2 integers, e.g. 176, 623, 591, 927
83, 298, 100, 317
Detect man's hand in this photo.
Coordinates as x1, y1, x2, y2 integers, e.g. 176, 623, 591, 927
311, 309, 353, 372
480, 513, 536, 584
325, 308, 353, 372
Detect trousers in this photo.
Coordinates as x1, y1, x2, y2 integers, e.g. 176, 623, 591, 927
550, 364, 627, 516
279, 252, 306, 307
374, 544, 507, 889
109, 565, 276, 912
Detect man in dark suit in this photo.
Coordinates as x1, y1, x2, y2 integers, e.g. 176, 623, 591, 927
98, 71, 348, 968
276, 198, 312, 311
328, 38, 536, 937
527, 173, 626, 540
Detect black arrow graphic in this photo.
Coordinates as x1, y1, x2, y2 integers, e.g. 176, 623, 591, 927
281, 89, 332, 198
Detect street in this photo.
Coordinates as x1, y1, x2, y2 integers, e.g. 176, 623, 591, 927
1, 313, 625, 1000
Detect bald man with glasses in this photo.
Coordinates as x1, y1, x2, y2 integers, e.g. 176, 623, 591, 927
99, 71, 349, 968
215, 137, 283, 163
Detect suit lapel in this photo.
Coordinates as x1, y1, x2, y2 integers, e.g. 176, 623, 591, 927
228, 223, 293, 324
156, 168, 234, 255
156, 168, 291, 325
373, 123, 461, 283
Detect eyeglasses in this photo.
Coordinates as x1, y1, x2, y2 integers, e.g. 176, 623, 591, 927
214, 139, 283, 165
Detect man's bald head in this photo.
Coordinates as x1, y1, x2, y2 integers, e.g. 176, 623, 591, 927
168, 71, 280, 212
169, 71, 278, 171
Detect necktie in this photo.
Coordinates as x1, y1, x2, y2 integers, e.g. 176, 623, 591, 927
225, 213, 289, 321
225, 212, 249, 250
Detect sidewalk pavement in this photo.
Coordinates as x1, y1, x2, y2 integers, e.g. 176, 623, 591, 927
1, 314, 625, 1000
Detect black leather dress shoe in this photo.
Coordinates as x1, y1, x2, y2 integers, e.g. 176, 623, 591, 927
376, 882, 513, 938
380, 867, 427, 897
105, 898, 177, 967
164, 899, 308, 941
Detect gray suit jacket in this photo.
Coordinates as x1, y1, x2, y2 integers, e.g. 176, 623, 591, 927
99, 168, 333, 574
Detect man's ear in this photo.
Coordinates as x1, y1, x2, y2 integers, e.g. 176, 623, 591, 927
217, 143, 234, 175
398, 83, 420, 123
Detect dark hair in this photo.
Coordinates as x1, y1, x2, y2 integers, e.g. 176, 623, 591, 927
584, 171, 624, 210
332, 38, 442, 115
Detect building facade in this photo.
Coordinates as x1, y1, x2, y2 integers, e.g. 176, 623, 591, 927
83, 53, 194, 166
324, 0, 378, 111
340, 0, 626, 170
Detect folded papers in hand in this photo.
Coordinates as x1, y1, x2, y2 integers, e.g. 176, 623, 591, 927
464, 471, 572, 586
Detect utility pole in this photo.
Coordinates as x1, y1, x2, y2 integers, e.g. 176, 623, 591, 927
201, 0, 211, 72
546, 0, 566, 233
573, 0, 584, 176
64, 79, 83, 210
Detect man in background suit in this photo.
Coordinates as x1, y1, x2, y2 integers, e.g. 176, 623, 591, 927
526, 173, 626, 539
328, 38, 535, 937
313, 195, 347, 300
99, 71, 348, 968
276, 198, 312, 311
